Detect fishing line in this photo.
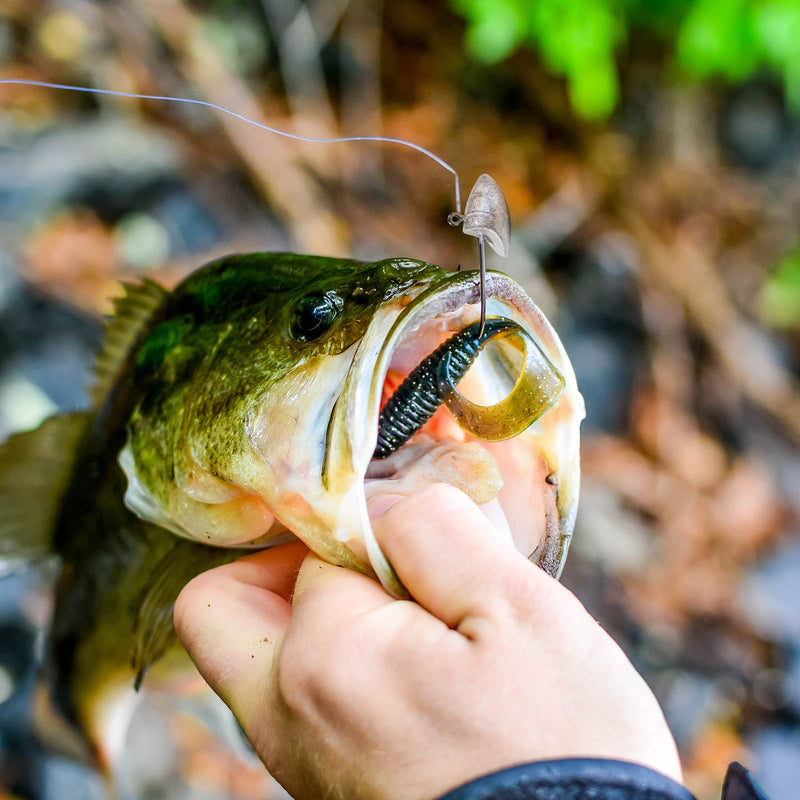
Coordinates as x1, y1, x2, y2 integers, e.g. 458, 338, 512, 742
1, 80, 516, 323
0, 79, 462, 213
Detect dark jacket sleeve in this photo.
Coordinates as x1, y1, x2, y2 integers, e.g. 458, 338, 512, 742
435, 759, 767, 800
721, 763, 769, 800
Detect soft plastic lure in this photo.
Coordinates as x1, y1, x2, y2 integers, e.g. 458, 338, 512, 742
374, 317, 565, 458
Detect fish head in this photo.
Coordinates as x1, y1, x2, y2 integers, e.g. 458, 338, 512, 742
121, 253, 584, 594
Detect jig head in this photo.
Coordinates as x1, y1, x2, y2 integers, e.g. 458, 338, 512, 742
448, 174, 511, 336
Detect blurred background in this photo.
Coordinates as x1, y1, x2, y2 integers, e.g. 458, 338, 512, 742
1, 0, 799, 798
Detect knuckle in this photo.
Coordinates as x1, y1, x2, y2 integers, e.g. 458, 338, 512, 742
275, 618, 366, 717
173, 571, 217, 637
499, 562, 589, 635
491, 562, 553, 628
274, 631, 319, 708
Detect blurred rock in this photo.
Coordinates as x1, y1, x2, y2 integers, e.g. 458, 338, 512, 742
785, 649, 800, 718
0, 621, 35, 706
0, 372, 59, 439
739, 539, 800, 648
571, 478, 654, 573
655, 670, 728, 751
151, 189, 224, 257
748, 726, 800, 800
540, 237, 644, 433
0, 120, 181, 224
38, 755, 107, 800
0, 285, 102, 419
114, 212, 171, 272
718, 82, 795, 171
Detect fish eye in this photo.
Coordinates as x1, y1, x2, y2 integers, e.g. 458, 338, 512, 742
291, 293, 340, 341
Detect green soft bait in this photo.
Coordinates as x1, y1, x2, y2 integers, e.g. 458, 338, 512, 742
374, 317, 565, 458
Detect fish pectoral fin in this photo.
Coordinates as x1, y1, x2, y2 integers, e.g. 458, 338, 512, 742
132, 539, 239, 690
0, 412, 89, 568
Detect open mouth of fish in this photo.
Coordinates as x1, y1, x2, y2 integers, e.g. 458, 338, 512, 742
324, 270, 584, 597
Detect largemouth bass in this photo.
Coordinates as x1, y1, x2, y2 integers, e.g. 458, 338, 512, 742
0, 252, 583, 772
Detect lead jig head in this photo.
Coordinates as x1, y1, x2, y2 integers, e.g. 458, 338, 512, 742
448, 174, 511, 336
450, 173, 511, 257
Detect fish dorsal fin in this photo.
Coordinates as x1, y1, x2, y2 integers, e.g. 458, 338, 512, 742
0, 413, 89, 568
91, 279, 168, 406
132, 539, 237, 690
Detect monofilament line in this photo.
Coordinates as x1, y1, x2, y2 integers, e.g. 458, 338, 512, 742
0, 79, 462, 213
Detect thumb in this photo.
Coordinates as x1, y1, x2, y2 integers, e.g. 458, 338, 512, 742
371, 483, 557, 631
174, 541, 308, 725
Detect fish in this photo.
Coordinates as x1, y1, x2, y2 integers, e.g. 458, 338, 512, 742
0, 251, 584, 776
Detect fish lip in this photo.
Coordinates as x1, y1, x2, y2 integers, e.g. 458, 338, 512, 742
321, 271, 482, 582
325, 267, 583, 597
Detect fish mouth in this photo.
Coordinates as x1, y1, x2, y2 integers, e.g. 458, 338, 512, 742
325, 269, 584, 598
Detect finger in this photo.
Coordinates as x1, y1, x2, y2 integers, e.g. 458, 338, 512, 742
285, 553, 408, 676
174, 541, 308, 721
276, 553, 422, 714
371, 483, 555, 630
291, 551, 392, 621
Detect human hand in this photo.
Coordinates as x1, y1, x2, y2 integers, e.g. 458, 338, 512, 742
174, 484, 682, 800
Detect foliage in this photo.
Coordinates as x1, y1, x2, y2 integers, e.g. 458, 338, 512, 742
761, 247, 800, 328
451, 0, 800, 118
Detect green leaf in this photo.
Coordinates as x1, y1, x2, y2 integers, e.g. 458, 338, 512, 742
462, 0, 526, 63
676, 0, 759, 80
755, 0, 800, 65
451, 0, 800, 118
760, 249, 800, 329
569, 55, 619, 118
